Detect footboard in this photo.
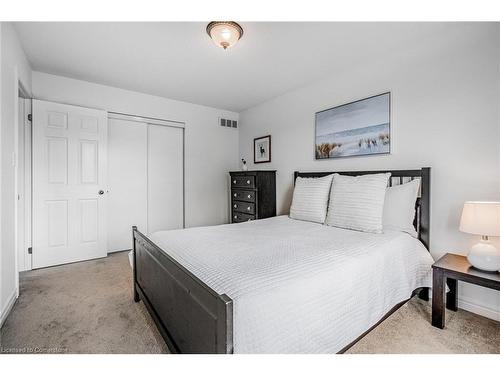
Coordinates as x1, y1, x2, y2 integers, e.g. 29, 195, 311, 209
132, 226, 233, 353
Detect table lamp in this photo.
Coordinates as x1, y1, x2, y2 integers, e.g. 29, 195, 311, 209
459, 201, 500, 272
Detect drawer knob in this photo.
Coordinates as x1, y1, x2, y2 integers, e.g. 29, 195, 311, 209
234, 204, 237, 208
233, 180, 236, 184
247, 206, 251, 211
233, 193, 237, 197
247, 194, 251, 199
246, 180, 250, 184
234, 215, 237, 219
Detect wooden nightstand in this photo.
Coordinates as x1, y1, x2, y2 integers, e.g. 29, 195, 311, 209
431, 253, 500, 328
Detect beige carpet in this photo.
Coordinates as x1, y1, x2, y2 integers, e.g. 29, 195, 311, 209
1, 251, 498, 354
0, 252, 167, 354
346, 295, 499, 353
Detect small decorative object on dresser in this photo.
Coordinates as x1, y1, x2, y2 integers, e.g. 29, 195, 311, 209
241, 158, 248, 171
229, 170, 276, 223
432, 253, 500, 329
459, 201, 500, 272
254, 135, 271, 163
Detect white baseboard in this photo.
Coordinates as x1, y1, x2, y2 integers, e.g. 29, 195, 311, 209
458, 298, 500, 322
107, 248, 132, 254
428, 293, 499, 322
0, 290, 18, 328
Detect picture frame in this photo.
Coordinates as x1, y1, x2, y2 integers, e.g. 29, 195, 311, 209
315, 92, 391, 160
254, 135, 271, 164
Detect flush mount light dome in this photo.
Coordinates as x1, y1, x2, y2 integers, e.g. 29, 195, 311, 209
206, 21, 243, 50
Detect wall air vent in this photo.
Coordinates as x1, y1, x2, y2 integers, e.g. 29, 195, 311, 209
219, 118, 237, 128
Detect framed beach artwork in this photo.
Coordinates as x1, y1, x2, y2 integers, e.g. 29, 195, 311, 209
254, 135, 271, 163
315, 92, 391, 159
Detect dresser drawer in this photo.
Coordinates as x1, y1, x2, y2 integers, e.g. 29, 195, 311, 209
232, 190, 255, 203
232, 201, 255, 215
231, 175, 255, 188
232, 212, 255, 223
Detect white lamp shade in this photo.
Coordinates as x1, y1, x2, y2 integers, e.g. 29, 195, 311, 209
459, 201, 500, 237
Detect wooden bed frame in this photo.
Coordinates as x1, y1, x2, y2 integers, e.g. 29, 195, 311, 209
132, 167, 431, 354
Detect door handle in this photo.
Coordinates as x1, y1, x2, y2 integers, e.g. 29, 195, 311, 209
98, 190, 104, 195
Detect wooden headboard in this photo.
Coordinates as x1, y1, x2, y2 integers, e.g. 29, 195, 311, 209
294, 168, 431, 250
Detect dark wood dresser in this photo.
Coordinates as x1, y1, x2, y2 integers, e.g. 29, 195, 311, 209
229, 170, 276, 223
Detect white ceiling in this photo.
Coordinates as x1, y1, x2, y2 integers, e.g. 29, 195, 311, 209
13, 22, 492, 112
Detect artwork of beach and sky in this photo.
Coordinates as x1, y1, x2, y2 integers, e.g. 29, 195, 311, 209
315, 93, 390, 159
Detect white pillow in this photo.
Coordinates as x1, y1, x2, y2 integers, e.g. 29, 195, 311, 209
289, 174, 334, 223
325, 173, 391, 233
383, 179, 420, 237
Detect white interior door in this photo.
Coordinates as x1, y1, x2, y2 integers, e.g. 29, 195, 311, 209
147, 124, 184, 233
107, 118, 148, 252
16, 98, 26, 272
16, 97, 32, 272
23, 99, 33, 270
32, 100, 108, 268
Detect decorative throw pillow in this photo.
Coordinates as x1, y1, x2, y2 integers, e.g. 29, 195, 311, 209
383, 179, 420, 237
325, 173, 391, 233
289, 174, 334, 224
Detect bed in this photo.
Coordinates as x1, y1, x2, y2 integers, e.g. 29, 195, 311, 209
132, 168, 432, 353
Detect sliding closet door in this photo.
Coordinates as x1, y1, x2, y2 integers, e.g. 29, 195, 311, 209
107, 118, 148, 252
147, 124, 184, 233
107, 117, 183, 251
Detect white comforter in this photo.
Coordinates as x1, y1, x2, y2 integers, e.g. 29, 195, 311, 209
149, 215, 434, 353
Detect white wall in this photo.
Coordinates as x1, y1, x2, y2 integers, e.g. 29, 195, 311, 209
0, 22, 32, 325
32, 71, 239, 230
0, 22, 3, 325
239, 24, 500, 320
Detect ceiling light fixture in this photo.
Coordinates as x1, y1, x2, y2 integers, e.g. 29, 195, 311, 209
206, 21, 243, 50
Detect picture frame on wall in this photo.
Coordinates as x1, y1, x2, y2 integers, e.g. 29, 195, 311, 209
315, 92, 391, 159
254, 135, 271, 163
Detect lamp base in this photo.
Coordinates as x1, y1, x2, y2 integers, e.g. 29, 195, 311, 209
467, 239, 500, 272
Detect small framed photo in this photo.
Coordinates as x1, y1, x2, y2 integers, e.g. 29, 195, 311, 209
254, 135, 271, 164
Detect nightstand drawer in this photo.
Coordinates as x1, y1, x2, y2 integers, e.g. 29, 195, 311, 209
232, 212, 255, 223
231, 176, 255, 188
231, 190, 255, 202
232, 201, 255, 215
